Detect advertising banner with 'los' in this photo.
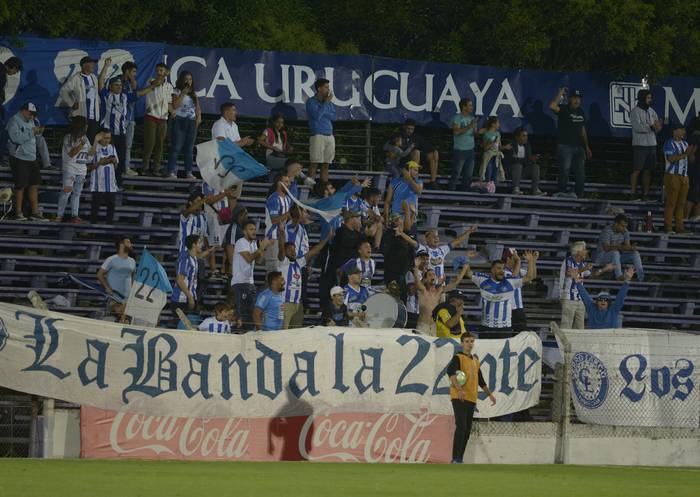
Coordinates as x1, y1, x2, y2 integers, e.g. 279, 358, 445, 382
561, 329, 699, 428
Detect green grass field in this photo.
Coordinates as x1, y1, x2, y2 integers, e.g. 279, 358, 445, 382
2, 459, 699, 497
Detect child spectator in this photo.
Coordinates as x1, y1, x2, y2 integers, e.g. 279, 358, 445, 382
321, 286, 349, 326
477, 117, 511, 193
344, 266, 370, 327
383, 134, 411, 179
198, 303, 239, 334
56, 116, 91, 223
88, 130, 119, 224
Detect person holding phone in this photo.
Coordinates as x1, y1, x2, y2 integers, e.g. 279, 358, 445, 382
166, 70, 201, 180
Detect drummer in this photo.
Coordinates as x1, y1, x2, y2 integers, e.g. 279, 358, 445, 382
413, 262, 469, 336
344, 266, 371, 326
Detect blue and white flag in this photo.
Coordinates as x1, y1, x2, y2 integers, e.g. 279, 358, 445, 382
124, 248, 173, 327
283, 180, 362, 222
196, 138, 268, 193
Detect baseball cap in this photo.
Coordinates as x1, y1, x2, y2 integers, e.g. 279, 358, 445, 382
416, 249, 428, 257
406, 160, 421, 170
570, 89, 583, 98
446, 290, 465, 301
330, 286, 344, 297
342, 209, 360, 221
21, 102, 37, 115
595, 291, 612, 301
345, 266, 361, 276
80, 56, 97, 66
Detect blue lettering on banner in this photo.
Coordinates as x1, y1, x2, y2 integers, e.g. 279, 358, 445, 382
650, 365, 670, 398
121, 328, 178, 403
619, 354, 695, 403
517, 346, 541, 392
219, 354, 252, 401
330, 333, 349, 393
289, 351, 319, 398
17, 310, 70, 380
354, 348, 384, 394
395, 335, 429, 395
571, 351, 608, 409
432, 338, 460, 396
478, 353, 498, 402
498, 340, 517, 395
77, 339, 110, 389
182, 353, 212, 400
672, 359, 694, 401
620, 354, 646, 402
0, 316, 8, 353
255, 341, 282, 400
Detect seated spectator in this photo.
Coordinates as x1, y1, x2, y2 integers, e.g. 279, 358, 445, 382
596, 214, 644, 282
166, 71, 201, 180
384, 162, 423, 225
88, 130, 119, 224
212, 102, 254, 146
341, 240, 376, 288
433, 290, 467, 339
258, 112, 294, 177
344, 266, 371, 327
399, 119, 440, 189
229, 221, 272, 331
96, 235, 136, 316
574, 266, 634, 329
322, 286, 350, 326
254, 271, 286, 331
56, 117, 90, 223
476, 117, 510, 193
7, 102, 47, 221
0, 56, 23, 164
449, 98, 478, 191
171, 234, 203, 313
414, 263, 469, 336
383, 133, 412, 179
198, 303, 237, 334
503, 127, 546, 196
663, 124, 695, 234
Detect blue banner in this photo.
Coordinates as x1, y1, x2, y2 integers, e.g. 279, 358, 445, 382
3, 36, 700, 137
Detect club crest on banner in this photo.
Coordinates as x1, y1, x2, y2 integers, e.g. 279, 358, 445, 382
571, 351, 609, 410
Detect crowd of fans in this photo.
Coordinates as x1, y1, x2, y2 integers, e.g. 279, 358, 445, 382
1, 55, 698, 335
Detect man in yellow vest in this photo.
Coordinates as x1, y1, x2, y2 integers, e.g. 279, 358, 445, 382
446, 331, 496, 464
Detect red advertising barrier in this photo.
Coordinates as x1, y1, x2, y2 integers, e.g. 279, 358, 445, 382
81, 406, 453, 463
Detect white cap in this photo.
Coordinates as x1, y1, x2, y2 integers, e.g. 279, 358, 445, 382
330, 286, 344, 297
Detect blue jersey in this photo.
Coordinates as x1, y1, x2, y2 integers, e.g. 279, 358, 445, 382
343, 195, 364, 214
280, 255, 307, 304
559, 256, 591, 302
343, 284, 370, 314
83, 74, 98, 120
197, 317, 232, 334
417, 243, 452, 279
390, 177, 421, 214
505, 266, 526, 310
178, 212, 207, 254
90, 144, 119, 192
100, 88, 136, 135
121, 78, 137, 122
255, 288, 285, 331
342, 257, 376, 287
471, 274, 523, 328
266, 191, 292, 223
171, 252, 198, 304
664, 139, 689, 176
286, 221, 309, 258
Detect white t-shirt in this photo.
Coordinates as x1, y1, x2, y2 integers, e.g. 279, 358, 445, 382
232, 237, 257, 285
212, 117, 241, 143
145, 80, 174, 120
62, 135, 91, 175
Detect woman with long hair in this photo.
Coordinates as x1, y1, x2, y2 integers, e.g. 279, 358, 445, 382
258, 112, 293, 178
56, 116, 91, 223
166, 70, 201, 179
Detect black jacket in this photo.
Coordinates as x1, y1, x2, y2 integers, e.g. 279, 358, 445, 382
503, 141, 533, 167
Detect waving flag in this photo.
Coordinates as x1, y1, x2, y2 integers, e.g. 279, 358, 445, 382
124, 248, 173, 327
283, 180, 362, 222
196, 138, 268, 192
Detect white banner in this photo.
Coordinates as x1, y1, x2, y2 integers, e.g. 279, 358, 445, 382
0, 302, 541, 418
561, 328, 700, 428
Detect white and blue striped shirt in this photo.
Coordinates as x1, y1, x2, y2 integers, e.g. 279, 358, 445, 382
178, 212, 207, 254
418, 243, 452, 279
664, 139, 689, 176
171, 252, 198, 304
342, 257, 376, 287
471, 274, 523, 328
100, 88, 136, 135
280, 255, 307, 304
265, 192, 292, 224
505, 266, 527, 310
198, 317, 232, 334
343, 195, 364, 214
286, 221, 309, 258
90, 145, 119, 192
559, 256, 591, 301
83, 75, 98, 120
344, 284, 370, 315
202, 181, 228, 212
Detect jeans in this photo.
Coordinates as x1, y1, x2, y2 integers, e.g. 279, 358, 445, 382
228, 283, 257, 331
509, 160, 541, 192
124, 120, 135, 169
451, 399, 476, 462
597, 250, 645, 282
556, 144, 586, 197
167, 117, 197, 175
449, 149, 475, 191
112, 134, 126, 187
57, 172, 85, 218
385, 161, 401, 180
90, 191, 116, 224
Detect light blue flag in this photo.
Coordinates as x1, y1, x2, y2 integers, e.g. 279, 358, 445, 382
196, 138, 268, 192
283, 180, 362, 223
124, 248, 172, 326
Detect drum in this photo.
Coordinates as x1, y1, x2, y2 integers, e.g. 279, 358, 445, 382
364, 293, 408, 329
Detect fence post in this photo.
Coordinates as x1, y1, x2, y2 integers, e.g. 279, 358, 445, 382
551, 322, 571, 464
365, 120, 373, 172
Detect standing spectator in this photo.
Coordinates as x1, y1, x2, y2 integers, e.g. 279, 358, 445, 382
119, 61, 157, 177
414, 265, 469, 336
265, 173, 293, 270
687, 119, 700, 222
341, 241, 376, 288
450, 98, 478, 191
0, 56, 22, 164
171, 234, 202, 313
258, 112, 293, 176
343, 266, 370, 326
284, 158, 315, 198
59, 56, 108, 141
56, 116, 90, 223
166, 71, 201, 180
476, 117, 509, 192
383, 134, 411, 179
629, 89, 662, 202
663, 124, 694, 234
596, 214, 644, 281
574, 266, 634, 329
277, 224, 331, 329
502, 248, 529, 332
202, 182, 237, 278
306, 78, 336, 183
212, 102, 254, 146
96, 235, 136, 316
384, 162, 423, 224
254, 271, 286, 331
223, 204, 249, 276
229, 221, 272, 330
415, 226, 477, 281
321, 286, 349, 326
6, 102, 47, 221
383, 213, 418, 302
88, 130, 119, 224
323, 210, 368, 305
464, 251, 539, 338
503, 128, 546, 196
177, 191, 207, 256
142, 63, 173, 176
285, 205, 310, 259
400, 119, 440, 190
549, 88, 592, 199
100, 75, 136, 187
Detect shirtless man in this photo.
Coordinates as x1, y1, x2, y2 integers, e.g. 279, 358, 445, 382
413, 260, 469, 336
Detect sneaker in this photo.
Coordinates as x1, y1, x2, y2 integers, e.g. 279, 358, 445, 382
552, 192, 567, 198
14, 213, 27, 221
632, 195, 643, 203
512, 187, 523, 195
165, 173, 177, 179
665, 230, 676, 235
690, 215, 700, 222
124, 168, 139, 177
30, 213, 49, 222
185, 174, 197, 180
565, 192, 578, 199
53, 216, 64, 223
532, 189, 548, 197
70, 217, 85, 224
